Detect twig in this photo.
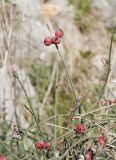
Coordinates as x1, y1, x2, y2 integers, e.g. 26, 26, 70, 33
21, 151, 37, 160
66, 92, 88, 128
13, 71, 45, 141
54, 63, 58, 154
55, 45, 77, 100
44, 122, 73, 131
100, 32, 114, 99
78, 103, 116, 118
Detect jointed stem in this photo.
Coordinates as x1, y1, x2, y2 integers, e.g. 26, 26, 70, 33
54, 63, 58, 152
55, 45, 77, 100
13, 72, 45, 141
100, 34, 113, 99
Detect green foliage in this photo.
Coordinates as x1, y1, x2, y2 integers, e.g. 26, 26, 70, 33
80, 50, 93, 58
69, 0, 94, 31
5, 0, 11, 3
69, 0, 91, 14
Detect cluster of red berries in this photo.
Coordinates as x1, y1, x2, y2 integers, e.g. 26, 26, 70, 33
35, 141, 52, 151
44, 29, 64, 46
84, 135, 107, 160
0, 155, 7, 160
35, 124, 107, 159
75, 124, 107, 143
74, 124, 108, 160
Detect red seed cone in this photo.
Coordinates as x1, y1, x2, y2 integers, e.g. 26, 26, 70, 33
85, 149, 94, 160
75, 124, 86, 135
99, 135, 107, 146
44, 142, 52, 150
35, 141, 52, 150
55, 29, 64, 38
52, 36, 61, 44
35, 141, 45, 150
44, 36, 52, 46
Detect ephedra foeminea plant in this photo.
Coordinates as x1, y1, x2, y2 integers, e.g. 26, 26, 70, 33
0, 27, 116, 160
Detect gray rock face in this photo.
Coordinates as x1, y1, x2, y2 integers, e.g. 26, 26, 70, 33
49, 0, 68, 6
92, 0, 116, 28
0, 52, 14, 120
13, 0, 42, 18
0, 52, 36, 124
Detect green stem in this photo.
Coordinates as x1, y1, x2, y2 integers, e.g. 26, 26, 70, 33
54, 63, 58, 154
13, 72, 45, 141
100, 34, 113, 99
55, 45, 77, 100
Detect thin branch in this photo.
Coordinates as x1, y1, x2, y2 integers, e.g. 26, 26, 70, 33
13, 71, 45, 141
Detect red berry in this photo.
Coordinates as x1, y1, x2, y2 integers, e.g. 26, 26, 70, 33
0, 155, 8, 160
44, 142, 52, 150
55, 29, 64, 38
52, 36, 61, 44
85, 149, 94, 160
44, 37, 52, 46
35, 141, 45, 150
98, 135, 107, 146
35, 141, 52, 151
75, 124, 86, 135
